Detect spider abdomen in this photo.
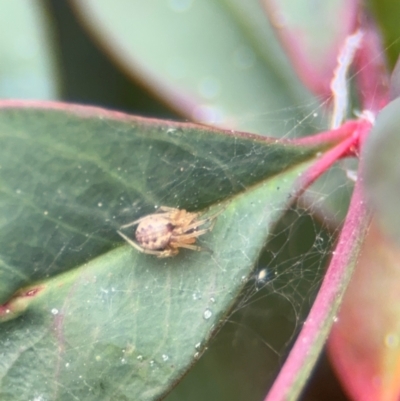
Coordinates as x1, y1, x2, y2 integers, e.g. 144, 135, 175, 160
118, 205, 224, 257
135, 216, 174, 250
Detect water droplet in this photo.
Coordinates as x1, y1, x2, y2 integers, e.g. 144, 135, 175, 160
192, 292, 202, 300
209, 297, 216, 304
98, 202, 103, 207
65, 362, 70, 368
121, 358, 126, 364
95, 355, 101, 361
43, 210, 48, 215
51, 308, 59, 315
203, 308, 212, 320
258, 269, 267, 281
194, 352, 200, 359
346, 169, 358, 182
194, 342, 201, 351
149, 360, 155, 367
137, 355, 143, 362
162, 354, 169, 362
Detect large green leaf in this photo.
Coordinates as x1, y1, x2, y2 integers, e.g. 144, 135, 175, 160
0, 102, 325, 400
0, 0, 57, 99
363, 98, 400, 243
70, 0, 322, 135
263, 0, 358, 98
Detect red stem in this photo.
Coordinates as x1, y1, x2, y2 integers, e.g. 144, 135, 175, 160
293, 135, 355, 199
293, 118, 372, 198
292, 120, 359, 147
264, 160, 372, 401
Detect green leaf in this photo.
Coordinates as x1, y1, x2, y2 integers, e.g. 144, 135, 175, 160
263, 0, 357, 97
0, 1, 57, 99
368, 0, 400, 69
0, 102, 324, 400
70, 0, 322, 135
328, 219, 400, 401
363, 98, 400, 244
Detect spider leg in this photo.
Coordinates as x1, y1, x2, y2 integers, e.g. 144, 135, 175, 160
158, 206, 200, 221
201, 207, 225, 223
174, 228, 211, 240
171, 242, 203, 251
117, 231, 166, 256
181, 207, 224, 232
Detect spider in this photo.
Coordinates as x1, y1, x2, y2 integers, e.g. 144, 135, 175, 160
117, 206, 223, 258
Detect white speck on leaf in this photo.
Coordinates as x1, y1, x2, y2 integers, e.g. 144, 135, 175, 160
203, 308, 212, 320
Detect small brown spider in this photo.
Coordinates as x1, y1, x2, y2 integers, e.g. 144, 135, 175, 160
117, 206, 223, 258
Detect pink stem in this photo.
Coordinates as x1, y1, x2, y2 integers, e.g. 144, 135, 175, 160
293, 119, 372, 198
264, 153, 372, 401
293, 135, 355, 199
292, 120, 359, 147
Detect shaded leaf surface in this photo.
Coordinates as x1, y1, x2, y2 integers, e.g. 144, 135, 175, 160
0, 102, 324, 400
363, 98, 400, 244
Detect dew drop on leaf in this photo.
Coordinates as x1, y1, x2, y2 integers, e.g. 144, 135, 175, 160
203, 308, 212, 320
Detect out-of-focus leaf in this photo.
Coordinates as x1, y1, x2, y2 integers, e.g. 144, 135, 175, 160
0, 0, 57, 99
389, 56, 400, 100
329, 219, 400, 401
0, 101, 327, 400
363, 98, 400, 244
368, 0, 400, 69
262, 0, 359, 98
44, 1, 178, 119
70, 0, 323, 136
